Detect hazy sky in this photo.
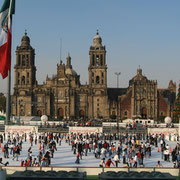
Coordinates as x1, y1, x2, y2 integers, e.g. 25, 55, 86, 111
0, 0, 179, 95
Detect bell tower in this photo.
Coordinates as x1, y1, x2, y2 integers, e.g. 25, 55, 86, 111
88, 30, 108, 119
12, 31, 37, 117
88, 30, 107, 88
14, 31, 36, 88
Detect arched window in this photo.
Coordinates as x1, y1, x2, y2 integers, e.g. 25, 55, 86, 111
92, 72, 94, 83
96, 55, 99, 65
124, 111, 128, 117
26, 55, 29, 66
96, 76, 100, 84
92, 55, 95, 66
18, 55, 21, 65
22, 55, 25, 66
21, 76, 25, 85
100, 54, 103, 65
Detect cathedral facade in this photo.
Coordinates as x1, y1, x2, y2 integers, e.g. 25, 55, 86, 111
11, 31, 176, 121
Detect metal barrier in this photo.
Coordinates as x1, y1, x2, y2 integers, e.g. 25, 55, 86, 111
1, 166, 179, 177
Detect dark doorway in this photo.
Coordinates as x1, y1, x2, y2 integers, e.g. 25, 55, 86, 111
58, 108, 64, 117
79, 110, 85, 118
141, 107, 147, 119
37, 110, 42, 117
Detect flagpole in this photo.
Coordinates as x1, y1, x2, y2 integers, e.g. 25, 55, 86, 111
5, 0, 13, 125
6, 70, 11, 125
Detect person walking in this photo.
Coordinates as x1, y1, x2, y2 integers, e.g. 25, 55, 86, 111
123, 150, 126, 164
105, 158, 115, 167
137, 151, 141, 165
44, 151, 51, 166
4, 143, 9, 158
75, 152, 80, 164
155, 160, 163, 167
99, 158, 105, 167
13, 145, 20, 161
9, 143, 14, 155
133, 154, 137, 167
113, 153, 120, 167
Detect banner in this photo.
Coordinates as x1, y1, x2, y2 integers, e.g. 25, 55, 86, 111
5, 125, 38, 135
69, 127, 102, 134
148, 128, 179, 135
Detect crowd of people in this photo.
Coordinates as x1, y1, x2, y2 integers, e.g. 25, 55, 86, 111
68, 133, 180, 168
0, 132, 179, 168
0, 132, 60, 167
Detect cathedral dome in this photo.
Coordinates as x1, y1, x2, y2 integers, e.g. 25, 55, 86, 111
21, 31, 30, 46
93, 30, 102, 47
129, 67, 147, 85
65, 67, 77, 76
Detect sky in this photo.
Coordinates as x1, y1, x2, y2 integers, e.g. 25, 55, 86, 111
0, 0, 179, 95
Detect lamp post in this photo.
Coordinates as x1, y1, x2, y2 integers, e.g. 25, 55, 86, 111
65, 106, 67, 120
115, 72, 121, 88
116, 119, 119, 134
18, 100, 21, 124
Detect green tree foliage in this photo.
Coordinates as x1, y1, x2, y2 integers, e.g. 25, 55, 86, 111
159, 115, 166, 123
109, 114, 116, 119
173, 85, 180, 123
0, 93, 6, 112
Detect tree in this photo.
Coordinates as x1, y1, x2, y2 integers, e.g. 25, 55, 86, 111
0, 93, 6, 112
173, 84, 180, 123
109, 114, 116, 120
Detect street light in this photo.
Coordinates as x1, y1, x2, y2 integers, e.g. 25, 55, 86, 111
18, 100, 22, 124
115, 72, 121, 88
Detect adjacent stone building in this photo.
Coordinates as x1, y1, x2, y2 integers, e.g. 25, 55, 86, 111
11, 31, 176, 121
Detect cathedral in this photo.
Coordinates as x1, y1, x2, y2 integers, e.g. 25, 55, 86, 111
11, 31, 176, 121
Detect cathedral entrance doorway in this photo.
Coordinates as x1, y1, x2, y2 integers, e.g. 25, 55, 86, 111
58, 108, 64, 118
37, 110, 42, 117
20, 108, 25, 116
79, 110, 85, 118
141, 107, 147, 119
112, 111, 116, 115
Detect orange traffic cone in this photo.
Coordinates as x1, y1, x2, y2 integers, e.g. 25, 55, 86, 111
39, 143, 41, 150
170, 147, 172, 153
157, 147, 160, 152
2, 146, 4, 152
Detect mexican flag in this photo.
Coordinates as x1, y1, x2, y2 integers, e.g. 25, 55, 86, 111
0, 0, 15, 79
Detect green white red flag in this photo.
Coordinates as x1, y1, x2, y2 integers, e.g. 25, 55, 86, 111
0, 0, 15, 79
